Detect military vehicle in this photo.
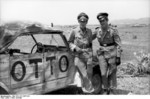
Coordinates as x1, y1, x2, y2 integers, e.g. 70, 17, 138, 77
0, 24, 102, 94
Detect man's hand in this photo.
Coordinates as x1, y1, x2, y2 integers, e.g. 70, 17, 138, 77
69, 43, 83, 53
82, 49, 88, 52
75, 46, 83, 53
117, 46, 123, 52
70, 43, 76, 51
99, 47, 109, 51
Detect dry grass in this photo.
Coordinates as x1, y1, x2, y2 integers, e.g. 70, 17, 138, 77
117, 76, 149, 95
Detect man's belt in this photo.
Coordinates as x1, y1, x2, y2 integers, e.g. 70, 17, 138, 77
100, 43, 115, 47
79, 45, 91, 49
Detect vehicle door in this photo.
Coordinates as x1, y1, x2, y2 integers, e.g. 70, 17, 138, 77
42, 34, 76, 90
9, 35, 44, 94
32, 34, 59, 92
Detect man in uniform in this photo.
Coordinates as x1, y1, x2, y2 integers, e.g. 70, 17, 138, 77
68, 12, 94, 93
92, 12, 122, 94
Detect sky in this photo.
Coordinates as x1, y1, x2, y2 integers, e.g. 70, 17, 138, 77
0, 0, 150, 25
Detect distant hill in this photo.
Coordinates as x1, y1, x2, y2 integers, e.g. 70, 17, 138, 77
0, 21, 53, 31
1, 18, 150, 30
110, 17, 150, 25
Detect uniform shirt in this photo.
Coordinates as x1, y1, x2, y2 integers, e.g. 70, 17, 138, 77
92, 26, 121, 58
93, 26, 121, 47
68, 26, 93, 59
68, 26, 93, 49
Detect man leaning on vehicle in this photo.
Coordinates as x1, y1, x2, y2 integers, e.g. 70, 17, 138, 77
68, 12, 94, 93
92, 12, 122, 95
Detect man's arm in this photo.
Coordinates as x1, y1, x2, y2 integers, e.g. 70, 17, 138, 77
113, 29, 122, 58
68, 30, 75, 43
113, 29, 121, 47
113, 29, 122, 65
92, 30, 97, 40
68, 30, 82, 53
68, 30, 76, 51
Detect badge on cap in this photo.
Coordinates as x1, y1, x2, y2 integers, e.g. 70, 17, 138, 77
99, 17, 105, 21
79, 16, 88, 22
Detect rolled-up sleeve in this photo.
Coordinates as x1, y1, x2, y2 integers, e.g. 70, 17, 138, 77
92, 30, 97, 40
68, 30, 75, 43
68, 30, 77, 51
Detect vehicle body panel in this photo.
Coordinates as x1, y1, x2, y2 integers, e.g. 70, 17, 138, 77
0, 54, 11, 93
0, 24, 76, 94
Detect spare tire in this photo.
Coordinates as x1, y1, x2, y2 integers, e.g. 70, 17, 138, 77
92, 68, 102, 94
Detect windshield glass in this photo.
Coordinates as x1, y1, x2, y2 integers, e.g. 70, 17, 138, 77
0, 28, 23, 52
8, 35, 36, 53
8, 34, 66, 53
34, 34, 66, 46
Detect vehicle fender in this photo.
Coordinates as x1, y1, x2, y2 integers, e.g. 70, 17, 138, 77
0, 82, 9, 94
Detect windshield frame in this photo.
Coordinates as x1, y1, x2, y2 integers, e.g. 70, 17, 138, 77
0, 29, 67, 53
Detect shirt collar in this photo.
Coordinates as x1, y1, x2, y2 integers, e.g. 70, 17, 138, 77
100, 26, 111, 32
77, 26, 87, 33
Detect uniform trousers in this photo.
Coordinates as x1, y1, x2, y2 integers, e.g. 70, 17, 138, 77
97, 47, 117, 90
74, 52, 93, 91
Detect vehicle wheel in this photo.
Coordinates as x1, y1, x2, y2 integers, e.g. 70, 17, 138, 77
0, 87, 8, 94
92, 72, 102, 94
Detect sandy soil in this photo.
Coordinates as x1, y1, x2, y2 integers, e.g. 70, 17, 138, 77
46, 75, 149, 95
117, 76, 149, 95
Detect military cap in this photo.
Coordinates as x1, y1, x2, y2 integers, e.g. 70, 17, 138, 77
77, 12, 89, 21
97, 12, 108, 20
78, 16, 88, 22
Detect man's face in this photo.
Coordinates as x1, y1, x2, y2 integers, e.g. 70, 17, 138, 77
78, 20, 87, 28
99, 18, 108, 28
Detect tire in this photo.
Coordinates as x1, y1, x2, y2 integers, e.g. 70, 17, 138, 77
92, 72, 102, 94
0, 87, 8, 94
